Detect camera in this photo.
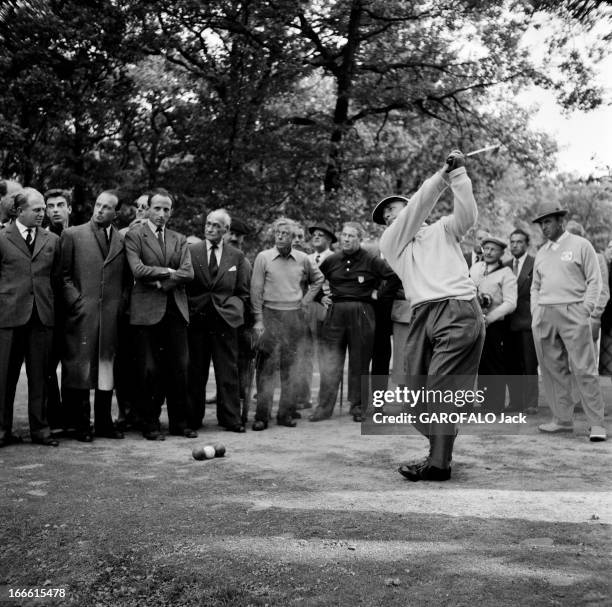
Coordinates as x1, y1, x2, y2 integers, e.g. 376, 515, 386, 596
477, 291, 492, 310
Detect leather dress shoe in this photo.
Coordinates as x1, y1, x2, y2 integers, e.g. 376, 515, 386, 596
352, 414, 364, 422
143, 431, 165, 441
76, 432, 94, 443
0, 433, 23, 447
277, 416, 297, 428
252, 420, 268, 431
32, 436, 60, 447
293, 411, 302, 419
398, 462, 451, 482
226, 424, 245, 433
525, 407, 538, 415
183, 428, 198, 438
95, 429, 125, 439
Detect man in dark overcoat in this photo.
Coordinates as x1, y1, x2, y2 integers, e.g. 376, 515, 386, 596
61, 190, 128, 441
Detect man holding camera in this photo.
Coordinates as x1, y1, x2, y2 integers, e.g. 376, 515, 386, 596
377, 150, 484, 481
469, 236, 517, 413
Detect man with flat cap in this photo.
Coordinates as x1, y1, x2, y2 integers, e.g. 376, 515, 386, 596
295, 223, 336, 412
377, 150, 485, 482
224, 217, 250, 250
531, 201, 607, 442
469, 235, 517, 413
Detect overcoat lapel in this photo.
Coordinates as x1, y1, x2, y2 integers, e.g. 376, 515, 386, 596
104, 226, 123, 265
90, 221, 109, 260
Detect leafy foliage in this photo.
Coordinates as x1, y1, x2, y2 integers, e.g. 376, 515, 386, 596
0, 0, 609, 237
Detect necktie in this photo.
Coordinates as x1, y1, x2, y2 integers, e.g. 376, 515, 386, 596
513, 258, 519, 276
156, 227, 165, 262
25, 228, 34, 252
209, 243, 218, 278
315, 254, 321, 266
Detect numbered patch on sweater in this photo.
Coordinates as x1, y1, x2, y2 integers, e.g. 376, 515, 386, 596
560, 251, 573, 261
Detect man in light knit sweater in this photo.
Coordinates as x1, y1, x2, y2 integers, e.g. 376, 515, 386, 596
531, 203, 607, 441
376, 150, 485, 482
251, 218, 324, 430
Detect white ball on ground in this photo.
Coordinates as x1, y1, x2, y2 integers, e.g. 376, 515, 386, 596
203, 445, 216, 459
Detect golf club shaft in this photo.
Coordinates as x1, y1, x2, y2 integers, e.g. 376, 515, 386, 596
465, 144, 501, 157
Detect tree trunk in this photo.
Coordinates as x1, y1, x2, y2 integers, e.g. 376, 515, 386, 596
323, 0, 363, 196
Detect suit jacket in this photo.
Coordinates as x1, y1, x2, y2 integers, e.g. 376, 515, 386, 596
186, 240, 250, 328
504, 254, 534, 331
60, 221, 127, 390
464, 250, 481, 269
125, 223, 194, 325
0, 223, 60, 328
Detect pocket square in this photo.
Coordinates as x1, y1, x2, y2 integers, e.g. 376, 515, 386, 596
228, 265, 237, 272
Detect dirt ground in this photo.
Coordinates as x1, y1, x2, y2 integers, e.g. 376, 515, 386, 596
0, 370, 610, 607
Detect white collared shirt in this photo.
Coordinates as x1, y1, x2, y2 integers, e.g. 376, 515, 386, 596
206, 238, 223, 265
308, 248, 333, 267
147, 219, 164, 237
15, 219, 35, 241
545, 230, 569, 252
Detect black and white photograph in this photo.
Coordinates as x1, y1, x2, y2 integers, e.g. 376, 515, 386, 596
0, 1, 610, 605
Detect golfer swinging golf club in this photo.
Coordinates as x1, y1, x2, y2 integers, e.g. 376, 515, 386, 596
375, 150, 485, 481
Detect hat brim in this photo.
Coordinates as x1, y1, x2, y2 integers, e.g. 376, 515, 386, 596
481, 237, 507, 249
372, 195, 410, 226
308, 225, 337, 243
532, 209, 568, 223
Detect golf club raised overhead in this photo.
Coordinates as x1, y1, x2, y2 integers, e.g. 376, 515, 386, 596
465, 144, 501, 157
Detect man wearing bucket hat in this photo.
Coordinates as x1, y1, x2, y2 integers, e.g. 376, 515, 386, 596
531, 202, 607, 441
377, 150, 485, 482
469, 236, 517, 413
294, 223, 336, 413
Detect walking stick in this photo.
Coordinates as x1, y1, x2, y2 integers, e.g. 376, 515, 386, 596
241, 332, 260, 425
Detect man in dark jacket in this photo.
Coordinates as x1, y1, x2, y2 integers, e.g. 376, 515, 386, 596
503, 228, 538, 414
187, 210, 250, 432
0, 188, 60, 447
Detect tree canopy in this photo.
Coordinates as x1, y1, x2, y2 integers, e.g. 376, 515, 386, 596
0, 0, 609, 239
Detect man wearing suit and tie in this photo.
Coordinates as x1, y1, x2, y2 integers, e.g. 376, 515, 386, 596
503, 228, 538, 414
60, 190, 128, 442
0, 187, 60, 447
187, 209, 250, 432
124, 188, 196, 441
